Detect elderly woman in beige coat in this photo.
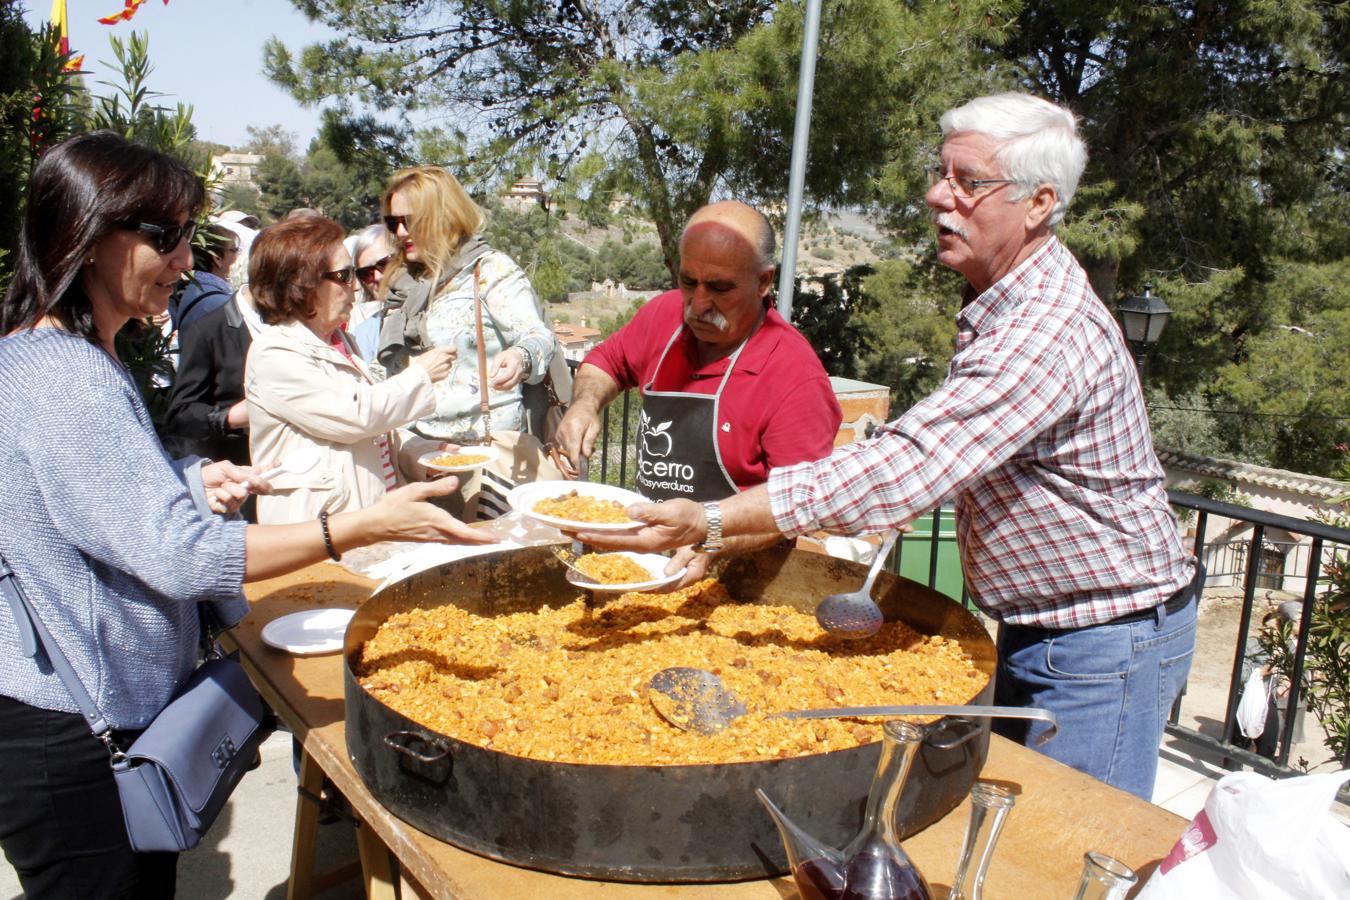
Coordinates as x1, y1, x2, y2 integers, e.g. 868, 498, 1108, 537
245, 216, 457, 524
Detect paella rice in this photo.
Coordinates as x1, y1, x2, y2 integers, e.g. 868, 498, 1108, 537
575, 552, 654, 585
532, 490, 632, 524
426, 452, 490, 467
355, 579, 988, 765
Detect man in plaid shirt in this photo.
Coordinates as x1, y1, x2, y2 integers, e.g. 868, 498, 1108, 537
587, 93, 1197, 800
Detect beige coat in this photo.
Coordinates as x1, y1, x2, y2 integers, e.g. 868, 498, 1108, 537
246, 320, 438, 524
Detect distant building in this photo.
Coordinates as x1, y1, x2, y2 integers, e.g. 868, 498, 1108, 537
504, 179, 549, 212
209, 152, 264, 190
552, 320, 602, 363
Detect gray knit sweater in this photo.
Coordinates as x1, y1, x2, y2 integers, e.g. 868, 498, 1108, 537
0, 329, 248, 728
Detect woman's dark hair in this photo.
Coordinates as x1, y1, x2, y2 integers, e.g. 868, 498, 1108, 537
0, 131, 205, 345
248, 215, 346, 325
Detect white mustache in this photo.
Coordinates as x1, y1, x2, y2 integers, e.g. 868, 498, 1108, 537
685, 308, 729, 331
933, 214, 969, 241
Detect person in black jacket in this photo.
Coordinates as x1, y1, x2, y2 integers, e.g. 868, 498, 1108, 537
167, 224, 238, 332
163, 286, 268, 521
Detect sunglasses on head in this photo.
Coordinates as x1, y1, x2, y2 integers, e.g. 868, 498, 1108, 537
321, 267, 357, 286
383, 214, 410, 234
120, 220, 197, 255
356, 254, 393, 285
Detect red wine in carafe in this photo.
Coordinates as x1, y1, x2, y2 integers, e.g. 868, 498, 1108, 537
792, 857, 845, 900
839, 851, 933, 899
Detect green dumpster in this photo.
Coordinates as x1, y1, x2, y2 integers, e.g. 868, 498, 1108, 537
893, 507, 967, 605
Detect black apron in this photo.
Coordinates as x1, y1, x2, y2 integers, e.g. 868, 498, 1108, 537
635, 325, 749, 502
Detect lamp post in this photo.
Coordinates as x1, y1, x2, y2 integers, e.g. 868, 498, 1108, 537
1117, 283, 1172, 382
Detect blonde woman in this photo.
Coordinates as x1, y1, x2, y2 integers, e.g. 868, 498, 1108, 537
375, 166, 562, 516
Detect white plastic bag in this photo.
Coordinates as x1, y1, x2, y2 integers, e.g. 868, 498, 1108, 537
1236, 669, 1271, 739
1138, 769, 1350, 900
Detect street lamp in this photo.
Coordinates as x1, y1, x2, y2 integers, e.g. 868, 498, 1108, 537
1117, 282, 1172, 381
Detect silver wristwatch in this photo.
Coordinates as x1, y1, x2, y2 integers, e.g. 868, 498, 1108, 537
695, 501, 724, 553
515, 345, 533, 373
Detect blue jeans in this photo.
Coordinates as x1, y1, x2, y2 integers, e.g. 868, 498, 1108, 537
992, 597, 1197, 800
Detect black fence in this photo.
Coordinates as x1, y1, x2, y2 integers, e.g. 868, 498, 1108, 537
1163, 490, 1350, 776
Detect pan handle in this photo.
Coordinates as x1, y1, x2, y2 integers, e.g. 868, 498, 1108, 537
923, 716, 983, 750
384, 730, 451, 763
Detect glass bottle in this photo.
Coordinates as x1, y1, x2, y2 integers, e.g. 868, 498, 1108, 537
757, 719, 933, 900
947, 782, 1015, 900
835, 719, 934, 899
1071, 851, 1138, 900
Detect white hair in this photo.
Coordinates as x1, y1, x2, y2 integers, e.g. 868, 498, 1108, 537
940, 93, 1087, 227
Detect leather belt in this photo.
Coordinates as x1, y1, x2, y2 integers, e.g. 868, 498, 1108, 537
1106, 583, 1195, 627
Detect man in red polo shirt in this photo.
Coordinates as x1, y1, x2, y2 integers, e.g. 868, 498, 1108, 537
555, 200, 841, 506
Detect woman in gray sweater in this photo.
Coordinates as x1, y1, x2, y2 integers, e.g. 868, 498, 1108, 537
0, 132, 492, 899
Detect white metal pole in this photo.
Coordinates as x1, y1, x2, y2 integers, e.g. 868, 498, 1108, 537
775, 0, 824, 320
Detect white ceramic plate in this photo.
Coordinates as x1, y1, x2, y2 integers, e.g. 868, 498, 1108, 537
506, 480, 648, 532
564, 552, 687, 593
260, 608, 355, 656
419, 445, 500, 473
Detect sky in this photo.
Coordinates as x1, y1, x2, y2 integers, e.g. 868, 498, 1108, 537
23, 0, 339, 149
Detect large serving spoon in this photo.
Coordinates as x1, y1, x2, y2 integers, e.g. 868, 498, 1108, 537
646, 666, 1057, 744
814, 530, 900, 639
550, 545, 599, 585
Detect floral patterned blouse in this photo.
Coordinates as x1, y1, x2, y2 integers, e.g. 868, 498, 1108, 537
415, 248, 557, 441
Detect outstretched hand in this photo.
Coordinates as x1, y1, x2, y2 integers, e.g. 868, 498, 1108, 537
572, 498, 706, 552
368, 478, 496, 545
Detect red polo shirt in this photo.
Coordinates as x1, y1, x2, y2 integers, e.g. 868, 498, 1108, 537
584, 290, 842, 490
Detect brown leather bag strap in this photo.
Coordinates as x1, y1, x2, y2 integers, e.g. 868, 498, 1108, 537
472, 261, 491, 442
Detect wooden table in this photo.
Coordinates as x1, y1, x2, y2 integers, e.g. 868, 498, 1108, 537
238, 562, 1188, 899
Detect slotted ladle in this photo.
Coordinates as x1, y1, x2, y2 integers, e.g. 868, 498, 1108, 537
646, 666, 1057, 744
814, 530, 900, 639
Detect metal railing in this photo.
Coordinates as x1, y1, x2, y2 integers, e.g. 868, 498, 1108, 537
1164, 490, 1350, 776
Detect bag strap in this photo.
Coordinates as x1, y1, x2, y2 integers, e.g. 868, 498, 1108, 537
0, 553, 118, 747
472, 260, 492, 443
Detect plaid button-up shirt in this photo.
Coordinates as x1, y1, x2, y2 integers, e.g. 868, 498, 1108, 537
769, 237, 1194, 628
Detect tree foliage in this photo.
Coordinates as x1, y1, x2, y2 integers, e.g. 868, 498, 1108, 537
266, 0, 1013, 275
246, 124, 385, 229
267, 0, 1349, 472
0, 7, 86, 272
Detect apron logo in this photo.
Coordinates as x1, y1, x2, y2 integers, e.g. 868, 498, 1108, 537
640, 412, 674, 458
721, 422, 730, 432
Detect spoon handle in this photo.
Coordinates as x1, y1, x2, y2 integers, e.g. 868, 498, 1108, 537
778, 704, 1058, 744
858, 529, 901, 595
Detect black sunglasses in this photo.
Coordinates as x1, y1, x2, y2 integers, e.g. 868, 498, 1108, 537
120, 220, 197, 255
321, 267, 357, 286
356, 254, 393, 285
383, 214, 410, 234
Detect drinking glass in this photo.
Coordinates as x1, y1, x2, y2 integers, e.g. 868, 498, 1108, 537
1071, 851, 1138, 900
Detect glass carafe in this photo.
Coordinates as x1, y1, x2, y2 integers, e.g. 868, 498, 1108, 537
757, 787, 845, 900
947, 782, 1015, 900
757, 719, 933, 900
836, 719, 933, 900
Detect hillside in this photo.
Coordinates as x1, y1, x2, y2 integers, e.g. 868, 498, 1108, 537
543, 205, 894, 331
